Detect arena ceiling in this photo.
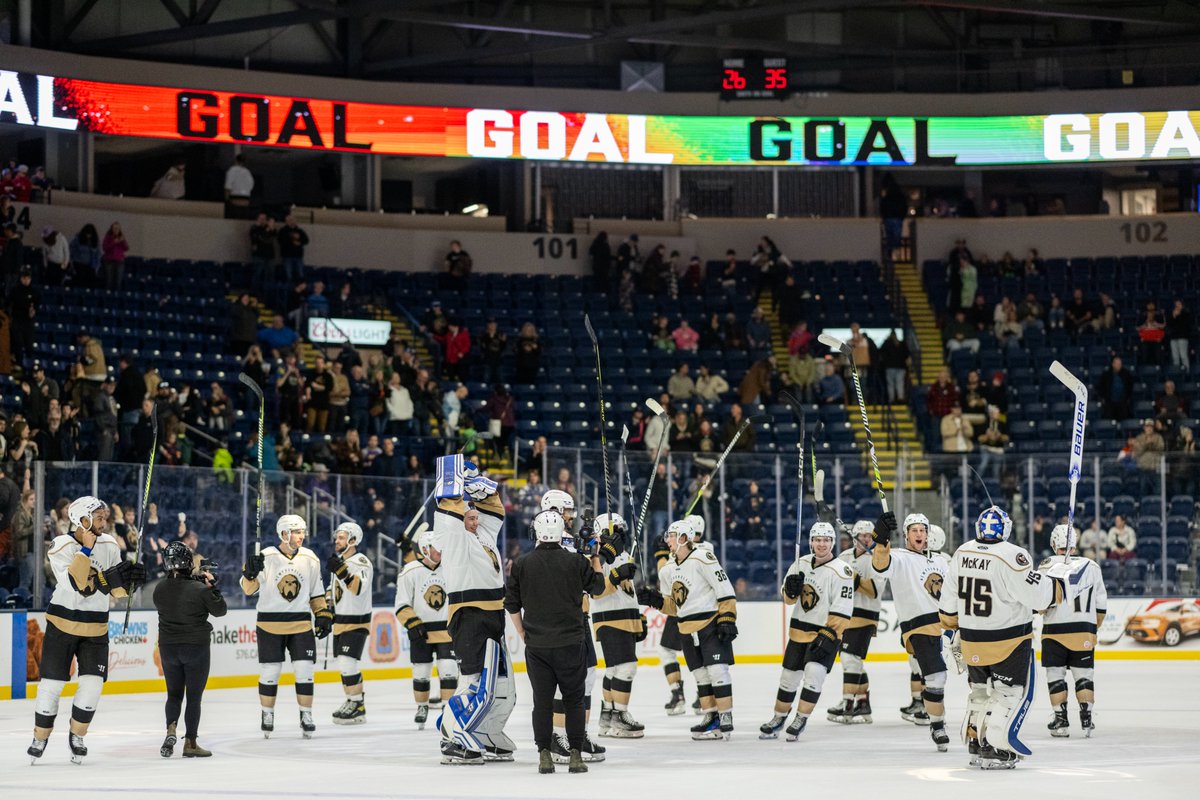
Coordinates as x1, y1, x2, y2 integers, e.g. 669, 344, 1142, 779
17, 0, 1200, 93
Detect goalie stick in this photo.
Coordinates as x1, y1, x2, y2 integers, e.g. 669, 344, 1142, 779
778, 390, 807, 560
1050, 360, 1088, 561
584, 314, 615, 540
238, 372, 266, 557
634, 397, 670, 562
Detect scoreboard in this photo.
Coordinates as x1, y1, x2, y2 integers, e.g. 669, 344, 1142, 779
720, 57, 789, 100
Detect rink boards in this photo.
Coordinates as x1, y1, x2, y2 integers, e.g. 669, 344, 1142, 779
2, 597, 1198, 699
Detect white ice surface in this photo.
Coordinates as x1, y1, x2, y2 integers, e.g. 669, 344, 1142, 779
1, 660, 1196, 800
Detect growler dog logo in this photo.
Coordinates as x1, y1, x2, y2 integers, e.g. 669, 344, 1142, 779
671, 581, 689, 609
277, 573, 302, 601
923, 571, 944, 600
424, 584, 446, 611
800, 582, 820, 612
486, 548, 501, 574
78, 566, 100, 598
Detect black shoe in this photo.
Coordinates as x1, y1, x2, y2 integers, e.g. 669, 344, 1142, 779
28, 737, 47, 764
580, 735, 606, 762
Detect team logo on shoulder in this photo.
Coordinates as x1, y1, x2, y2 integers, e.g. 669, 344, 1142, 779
923, 571, 944, 600
277, 573, 302, 601
800, 583, 819, 612
1016, 553, 1029, 567
671, 580, 689, 609
424, 584, 446, 610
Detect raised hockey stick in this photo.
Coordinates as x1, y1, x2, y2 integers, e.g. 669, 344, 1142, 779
616, 423, 644, 571
818, 333, 889, 513
583, 314, 615, 539
634, 398, 670, 556
683, 414, 771, 517
122, 403, 157, 633
1050, 360, 1088, 561
238, 372, 266, 557
779, 390, 806, 560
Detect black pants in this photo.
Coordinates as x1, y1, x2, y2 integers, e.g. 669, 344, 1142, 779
526, 641, 588, 752
161, 643, 211, 739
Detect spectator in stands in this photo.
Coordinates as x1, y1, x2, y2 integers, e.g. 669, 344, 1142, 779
1155, 379, 1188, 424
1138, 302, 1166, 366
588, 231, 611, 292
672, 318, 699, 352
616, 233, 639, 281
724, 312, 747, 350
699, 312, 725, 351
750, 236, 789, 304
694, 364, 729, 403
69, 224, 101, 288
415, 370, 441, 436
1133, 418, 1165, 496
669, 410, 696, 452
91, 377, 118, 462
641, 243, 669, 294
443, 240, 472, 292
174, 381, 204, 430
940, 404, 974, 453
1046, 294, 1065, 330
419, 300, 448, 337
129, 398, 157, 463
277, 215, 309, 283
31, 165, 52, 202
966, 293, 990, 332
723, 403, 756, 454
224, 154, 254, 215
992, 295, 1015, 329
720, 249, 739, 297
651, 317, 675, 353
1169, 425, 1198, 497
786, 321, 818, 399
488, 384, 516, 455
947, 238, 974, 270
360, 434, 381, 472
1065, 288, 1094, 335
347, 363, 371, 436
157, 430, 181, 466
514, 322, 541, 385
248, 214, 276, 289
553, 467, 578, 500
958, 256, 977, 311
150, 158, 187, 200
328, 360, 350, 432
205, 382, 232, 434
1168, 299, 1192, 373
739, 355, 776, 405
777, 274, 806, 330
1095, 292, 1118, 331
976, 405, 1009, 480
1023, 248, 1042, 276
274, 353, 303, 429
7, 267, 36, 368
1017, 292, 1045, 333
645, 399, 669, 454
258, 313, 299, 355
521, 435, 548, 474
961, 370, 989, 426
984, 371, 1009, 414
98, 221, 129, 291
746, 307, 771, 355
304, 356, 332, 433
333, 429, 363, 475
372, 438, 402, 478
477, 318, 507, 385
926, 367, 959, 422
1106, 515, 1138, 561
849, 323, 873, 397
682, 255, 702, 295
667, 363, 695, 402
879, 329, 910, 404
1078, 520, 1107, 562
230, 293, 259, 357
815, 360, 846, 406
41, 225, 69, 286
943, 310, 980, 354
113, 354, 144, 450
879, 174, 906, 254
306, 280, 330, 322
995, 308, 1023, 353
442, 384, 469, 440
435, 318, 471, 382
1098, 356, 1134, 421
20, 364, 57, 429
365, 497, 395, 538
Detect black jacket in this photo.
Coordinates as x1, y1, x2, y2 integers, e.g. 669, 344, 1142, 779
505, 543, 605, 649
115, 365, 145, 415
153, 575, 228, 646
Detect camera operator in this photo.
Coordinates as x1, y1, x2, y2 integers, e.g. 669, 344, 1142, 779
153, 540, 227, 758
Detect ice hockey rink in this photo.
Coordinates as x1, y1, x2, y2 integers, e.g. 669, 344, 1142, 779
0, 659, 1194, 800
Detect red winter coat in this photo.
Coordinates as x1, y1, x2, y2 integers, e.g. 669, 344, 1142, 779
436, 328, 472, 365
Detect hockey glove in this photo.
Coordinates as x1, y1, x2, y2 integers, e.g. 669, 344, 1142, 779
873, 511, 898, 546
406, 619, 429, 643
610, 562, 638, 586
243, 552, 265, 581
598, 530, 625, 564
635, 614, 649, 642
637, 586, 664, 610
783, 572, 805, 599
464, 475, 498, 501
715, 616, 739, 643
314, 607, 334, 639
100, 560, 146, 592
807, 627, 839, 662
326, 553, 349, 580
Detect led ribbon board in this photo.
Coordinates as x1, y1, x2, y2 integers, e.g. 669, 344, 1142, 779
1, 70, 1198, 166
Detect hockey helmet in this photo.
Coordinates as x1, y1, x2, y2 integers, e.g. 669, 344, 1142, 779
417, 528, 440, 560
684, 514, 706, 539
809, 521, 836, 551
68, 496, 108, 531
335, 521, 364, 550
1049, 524, 1075, 553
851, 519, 874, 544
533, 509, 566, 544
276, 513, 307, 541
903, 512, 930, 533
541, 489, 575, 515
593, 512, 628, 537
927, 524, 946, 554
667, 519, 694, 547
976, 506, 1012, 543
163, 540, 194, 574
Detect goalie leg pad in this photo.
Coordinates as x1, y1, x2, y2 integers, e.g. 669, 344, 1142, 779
963, 683, 989, 745
441, 638, 516, 754
982, 680, 1034, 756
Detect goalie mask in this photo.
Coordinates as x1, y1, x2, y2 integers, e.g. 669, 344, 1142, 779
926, 523, 946, 554
68, 496, 108, 531
809, 521, 836, 554
276, 514, 307, 542
976, 505, 1012, 543
335, 521, 363, 552
533, 509, 566, 544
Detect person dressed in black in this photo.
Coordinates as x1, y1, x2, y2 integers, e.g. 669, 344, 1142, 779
506, 510, 630, 774
153, 541, 227, 758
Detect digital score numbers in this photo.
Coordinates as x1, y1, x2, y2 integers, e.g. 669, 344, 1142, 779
720, 57, 789, 100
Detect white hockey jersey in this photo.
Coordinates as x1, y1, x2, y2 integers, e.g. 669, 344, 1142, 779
872, 546, 949, 644
839, 547, 884, 630
782, 554, 854, 643
435, 494, 506, 624
394, 559, 452, 644
940, 539, 1066, 666
1039, 555, 1108, 651
663, 545, 736, 634
46, 533, 125, 637
331, 551, 373, 635
240, 545, 326, 635
591, 551, 642, 636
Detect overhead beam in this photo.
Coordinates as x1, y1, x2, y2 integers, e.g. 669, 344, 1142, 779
192, 0, 226, 26
909, 0, 1198, 28
158, 0, 190, 28
59, 0, 104, 43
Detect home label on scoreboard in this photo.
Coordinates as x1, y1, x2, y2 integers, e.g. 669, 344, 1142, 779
720, 57, 789, 100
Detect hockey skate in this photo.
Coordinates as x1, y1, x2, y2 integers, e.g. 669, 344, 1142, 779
161, 723, 178, 758
718, 711, 733, 740
414, 704, 430, 729
826, 698, 851, 723
758, 713, 788, 739
691, 711, 723, 740
978, 743, 1019, 770
483, 745, 515, 762
598, 706, 614, 736
784, 714, 808, 742
607, 710, 645, 738
580, 735, 606, 762
549, 732, 572, 764
967, 738, 982, 767
1080, 704, 1095, 738
930, 721, 950, 752
847, 696, 873, 724
691, 696, 703, 715
27, 737, 47, 765
440, 740, 485, 765
428, 695, 443, 709
900, 699, 929, 725
68, 734, 87, 765
261, 709, 274, 739
300, 709, 316, 739
1048, 707, 1070, 738
665, 686, 686, 716
333, 698, 366, 726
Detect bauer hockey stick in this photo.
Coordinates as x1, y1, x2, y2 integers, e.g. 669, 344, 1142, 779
1050, 360, 1088, 561
122, 403, 158, 633
239, 372, 267, 557
635, 397, 670, 566
819, 333, 889, 514
584, 314, 615, 540
683, 414, 771, 516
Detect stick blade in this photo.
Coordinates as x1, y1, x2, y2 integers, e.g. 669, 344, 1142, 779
748, 413, 774, 425
817, 332, 848, 353
238, 371, 265, 400
621, 424, 630, 444
1049, 360, 1084, 392
583, 313, 597, 343
644, 397, 666, 417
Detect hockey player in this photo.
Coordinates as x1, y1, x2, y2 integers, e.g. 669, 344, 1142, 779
654, 528, 689, 715
396, 528, 459, 729
760, 521, 854, 741
29, 496, 146, 764
241, 514, 331, 739
436, 456, 516, 765
828, 519, 883, 724
870, 511, 952, 751
639, 518, 738, 740
1041, 524, 1107, 738
939, 506, 1083, 769
590, 513, 645, 739
328, 520, 373, 725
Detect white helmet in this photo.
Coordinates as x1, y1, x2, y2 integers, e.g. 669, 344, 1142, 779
533, 509, 566, 544
68, 496, 108, 530
1050, 524, 1076, 553
927, 524, 946, 553
335, 521, 363, 549
903, 512, 930, 533
852, 520, 874, 539
684, 514, 706, 539
541, 489, 575, 515
809, 521, 836, 550
417, 528, 438, 559
667, 519, 694, 547
276, 514, 307, 541
593, 512, 628, 537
